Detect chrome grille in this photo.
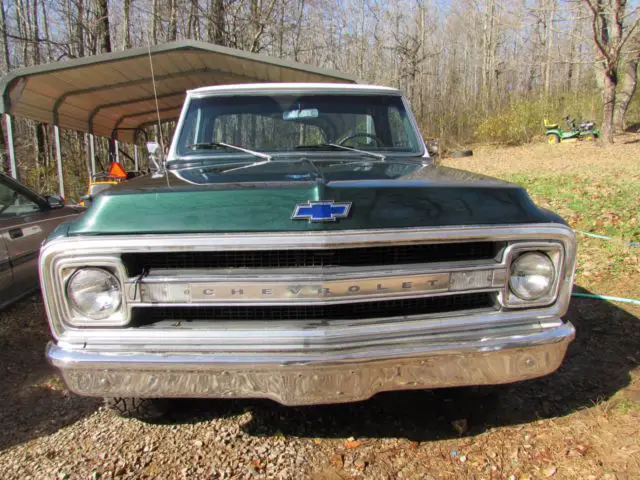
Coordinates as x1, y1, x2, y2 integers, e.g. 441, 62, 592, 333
122, 241, 503, 275
131, 292, 494, 324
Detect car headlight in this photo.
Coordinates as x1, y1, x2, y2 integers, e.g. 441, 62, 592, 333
66, 268, 122, 320
508, 252, 555, 300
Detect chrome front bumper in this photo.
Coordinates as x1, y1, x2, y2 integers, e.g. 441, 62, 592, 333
47, 322, 575, 406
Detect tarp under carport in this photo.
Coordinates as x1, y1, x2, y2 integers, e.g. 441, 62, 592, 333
0, 40, 358, 144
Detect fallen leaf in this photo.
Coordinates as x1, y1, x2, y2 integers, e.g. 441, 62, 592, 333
575, 444, 588, 454
543, 466, 557, 477
344, 439, 361, 449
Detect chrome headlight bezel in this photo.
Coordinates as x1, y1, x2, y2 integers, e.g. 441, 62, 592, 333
48, 256, 130, 328
500, 242, 564, 308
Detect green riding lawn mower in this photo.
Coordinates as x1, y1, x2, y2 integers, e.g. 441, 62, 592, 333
544, 116, 600, 144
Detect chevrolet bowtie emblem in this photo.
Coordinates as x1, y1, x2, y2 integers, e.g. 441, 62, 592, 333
291, 201, 352, 222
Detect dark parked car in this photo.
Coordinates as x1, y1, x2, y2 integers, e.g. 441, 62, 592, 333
0, 173, 82, 309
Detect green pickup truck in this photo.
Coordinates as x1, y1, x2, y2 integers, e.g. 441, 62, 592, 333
40, 83, 576, 420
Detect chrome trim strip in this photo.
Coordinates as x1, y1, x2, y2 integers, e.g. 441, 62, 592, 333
44, 224, 572, 252
130, 288, 497, 307
128, 270, 502, 305
51, 310, 564, 351
47, 322, 575, 405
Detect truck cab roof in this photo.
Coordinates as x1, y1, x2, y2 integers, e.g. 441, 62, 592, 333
187, 83, 401, 97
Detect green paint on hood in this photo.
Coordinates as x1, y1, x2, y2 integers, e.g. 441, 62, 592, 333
66, 162, 560, 235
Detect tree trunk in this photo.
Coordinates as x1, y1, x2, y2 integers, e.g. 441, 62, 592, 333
613, 58, 638, 132
35, 122, 45, 173
0, 0, 10, 71
76, 0, 85, 56
543, 0, 556, 96
40, 0, 52, 61
123, 0, 132, 49
601, 70, 617, 143
151, 0, 158, 44
207, 0, 225, 45
250, 0, 262, 53
168, 0, 178, 41
187, 0, 200, 40
16, 0, 29, 65
95, 0, 112, 53
31, 0, 40, 64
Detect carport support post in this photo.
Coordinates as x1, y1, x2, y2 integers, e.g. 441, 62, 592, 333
54, 126, 65, 198
5, 114, 17, 178
134, 145, 139, 171
89, 134, 96, 176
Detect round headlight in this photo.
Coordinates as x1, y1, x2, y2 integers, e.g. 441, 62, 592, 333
67, 268, 122, 319
509, 252, 555, 301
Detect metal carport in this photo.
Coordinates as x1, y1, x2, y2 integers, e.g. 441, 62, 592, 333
0, 40, 357, 196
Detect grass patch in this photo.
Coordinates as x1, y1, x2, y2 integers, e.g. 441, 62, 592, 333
489, 169, 640, 292
503, 173, 640, 241
611, 396, 640, 414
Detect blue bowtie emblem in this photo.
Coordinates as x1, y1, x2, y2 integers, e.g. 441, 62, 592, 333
292, 201, 352, 222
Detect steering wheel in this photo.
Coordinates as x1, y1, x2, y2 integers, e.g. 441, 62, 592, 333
337, 132, 383, 147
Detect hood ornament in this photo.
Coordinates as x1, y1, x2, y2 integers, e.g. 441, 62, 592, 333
292, 201, 352, 222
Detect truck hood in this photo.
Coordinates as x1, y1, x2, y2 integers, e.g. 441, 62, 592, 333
67, 159, 562, 235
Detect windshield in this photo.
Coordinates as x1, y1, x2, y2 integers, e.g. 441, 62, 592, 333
174, 94, 422, 159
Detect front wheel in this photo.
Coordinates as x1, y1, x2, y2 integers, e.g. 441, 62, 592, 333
547, 134, 560, 144
105, 397, 171, 421
583, 133, 595, 141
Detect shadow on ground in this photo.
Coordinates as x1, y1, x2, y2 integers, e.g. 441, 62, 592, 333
0, 295, 100, 451
625, 123, 640, 133
166, 286, 639, 441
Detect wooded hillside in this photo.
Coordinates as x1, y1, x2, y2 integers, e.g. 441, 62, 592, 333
1, 0, 638, 199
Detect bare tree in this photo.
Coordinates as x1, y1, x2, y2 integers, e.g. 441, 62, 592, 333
207, 0, 226, 46
168, 0, 178, 41
582, 0, 640, 142
123, 0, 132, 49
0, 0, 10, 71
613, 31, 639, 131
95, 0, 112, 53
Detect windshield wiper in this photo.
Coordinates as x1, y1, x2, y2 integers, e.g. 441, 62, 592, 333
186, 142, 272, 173
296, 143, 385, 161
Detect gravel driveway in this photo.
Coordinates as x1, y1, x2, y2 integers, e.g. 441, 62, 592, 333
0, 293, 638, 479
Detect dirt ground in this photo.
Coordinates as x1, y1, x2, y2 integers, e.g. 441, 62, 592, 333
0, 139, 639, 479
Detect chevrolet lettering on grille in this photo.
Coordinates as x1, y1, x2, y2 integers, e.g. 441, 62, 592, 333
189, 273, 453, 302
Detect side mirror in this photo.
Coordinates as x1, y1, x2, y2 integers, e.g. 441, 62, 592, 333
146, 141, 160, 156
45, 195, 65, 209
146, 141, 165, 178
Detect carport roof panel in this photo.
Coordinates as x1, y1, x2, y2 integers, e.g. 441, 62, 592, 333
0, 40, 358, 142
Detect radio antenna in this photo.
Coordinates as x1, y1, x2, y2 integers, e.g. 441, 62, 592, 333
146, 33, 169, 185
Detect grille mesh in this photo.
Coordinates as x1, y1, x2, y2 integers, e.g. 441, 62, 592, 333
132, 293, 493, 324
123, 242, 501, 275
